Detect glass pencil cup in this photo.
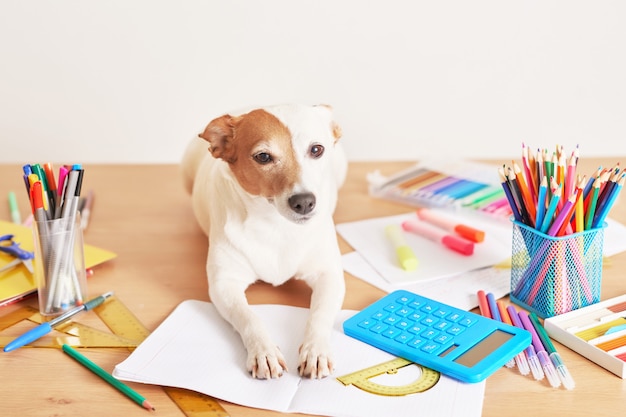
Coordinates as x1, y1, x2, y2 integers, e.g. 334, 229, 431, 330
509, 220, 605, 319
32, 213, 87, 317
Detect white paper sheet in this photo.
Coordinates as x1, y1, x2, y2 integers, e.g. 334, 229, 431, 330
342, 251, 511, 311
114, 301, 485, 417
336, 211, 512, 285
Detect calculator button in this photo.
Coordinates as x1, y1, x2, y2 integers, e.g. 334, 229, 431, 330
372, 311, 388, 321
395, 333, 413, 344
369, 324, 388, 333
357, 319, 375, 329
408, 300, 424, 309
421, 342, 441, 354
420, 304, 436, 313
408, 338, 425, 349
458, 317, 478, 327
408, 325, 424, 334
382, 327, 402, 339
434, 321, 451, 331
396, 307, 413, 317
384, 303, 401, 313
420, 329, 439, 339
396, 295, 413, 304
409, 312, 424, 321
432, 308, 449, 318
434, 333, 453, 344
420, 316, 439, 327
445, 312, 463, 322
396, 320, 412, 330
447, 325, 465, 336
383, 316, 399, 325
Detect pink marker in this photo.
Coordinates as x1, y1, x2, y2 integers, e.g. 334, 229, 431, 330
402, 219, 474, 255
416, 208, 485, 243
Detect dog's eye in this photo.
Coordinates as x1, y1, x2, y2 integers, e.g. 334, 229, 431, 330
310, 144, 325, 158
253, 152, 273, 164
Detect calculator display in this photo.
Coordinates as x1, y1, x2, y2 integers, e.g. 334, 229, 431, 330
451, 329, 513, 367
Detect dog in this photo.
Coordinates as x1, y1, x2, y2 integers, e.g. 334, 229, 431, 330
182, 104, 347, 379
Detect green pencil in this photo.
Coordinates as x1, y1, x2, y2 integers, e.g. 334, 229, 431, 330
62, 344, 155, 411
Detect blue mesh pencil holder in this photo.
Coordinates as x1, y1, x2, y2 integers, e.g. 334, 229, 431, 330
509, 220, 605, 318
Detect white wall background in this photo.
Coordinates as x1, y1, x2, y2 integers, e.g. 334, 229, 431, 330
1, 1, 625, 164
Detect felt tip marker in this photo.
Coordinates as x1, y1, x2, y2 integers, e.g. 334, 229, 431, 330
402, 219, 474, 256
416, 208, 485, 243
519, 311, 561, 388
385, 224, 418, 271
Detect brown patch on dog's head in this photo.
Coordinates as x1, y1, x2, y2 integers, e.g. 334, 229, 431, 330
313, 104, 342, 143
198, 109, 300, 198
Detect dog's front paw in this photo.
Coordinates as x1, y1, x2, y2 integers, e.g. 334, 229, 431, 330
247, 345, 288, 379
298, 341, 334, 379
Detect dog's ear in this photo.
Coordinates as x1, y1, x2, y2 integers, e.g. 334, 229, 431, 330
314, 104, 342, 143
198, 115, 239, 161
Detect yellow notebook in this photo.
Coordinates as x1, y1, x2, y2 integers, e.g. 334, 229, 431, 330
0, 220, 117, 306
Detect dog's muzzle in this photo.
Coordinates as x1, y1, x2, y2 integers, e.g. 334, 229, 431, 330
288, 192, 316, 215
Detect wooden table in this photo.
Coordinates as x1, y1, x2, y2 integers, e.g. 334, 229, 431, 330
1, 159, 625, 417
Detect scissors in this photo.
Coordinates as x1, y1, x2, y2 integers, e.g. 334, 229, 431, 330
0, 234, 34, 274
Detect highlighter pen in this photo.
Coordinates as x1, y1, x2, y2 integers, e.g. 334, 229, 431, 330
3, 292, 114, 352
402, 219, 474, 256
384, 224, 418, 271
416, 208, 484, 242
507, 305, 544, 381
518, 311, 561, 388
529, 312, 575, 390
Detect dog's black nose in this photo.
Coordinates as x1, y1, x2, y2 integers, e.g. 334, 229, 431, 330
288, 192, 316, 215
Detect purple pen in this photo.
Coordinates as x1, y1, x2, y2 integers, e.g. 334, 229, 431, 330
507, 305, 544, 381
518, 311, 561, 388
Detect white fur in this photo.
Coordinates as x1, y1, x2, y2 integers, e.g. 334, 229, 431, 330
182, 104, 347, 379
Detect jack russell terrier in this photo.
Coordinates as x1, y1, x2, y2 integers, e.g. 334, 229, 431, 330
182, 104, 347, 379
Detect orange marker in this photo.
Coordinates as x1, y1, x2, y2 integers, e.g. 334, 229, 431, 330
416, 208, 485, 243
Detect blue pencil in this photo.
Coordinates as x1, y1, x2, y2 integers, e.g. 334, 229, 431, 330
539, 185, 561, 234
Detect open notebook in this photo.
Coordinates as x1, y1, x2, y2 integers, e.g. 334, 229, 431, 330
114, 301, 485, 417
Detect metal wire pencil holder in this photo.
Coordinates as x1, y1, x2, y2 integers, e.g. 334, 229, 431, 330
509, 220, 604, 318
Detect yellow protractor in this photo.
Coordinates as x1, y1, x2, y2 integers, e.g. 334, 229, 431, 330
337, 357, 440, 396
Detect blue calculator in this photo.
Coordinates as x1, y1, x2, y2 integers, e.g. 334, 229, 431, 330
343, 290, 532, 383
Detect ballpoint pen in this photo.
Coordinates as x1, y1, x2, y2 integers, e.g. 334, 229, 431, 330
3, 291, 114, 352
507, 305, 544, 381
529, 312, 575, 389
518, 310, 561, 388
